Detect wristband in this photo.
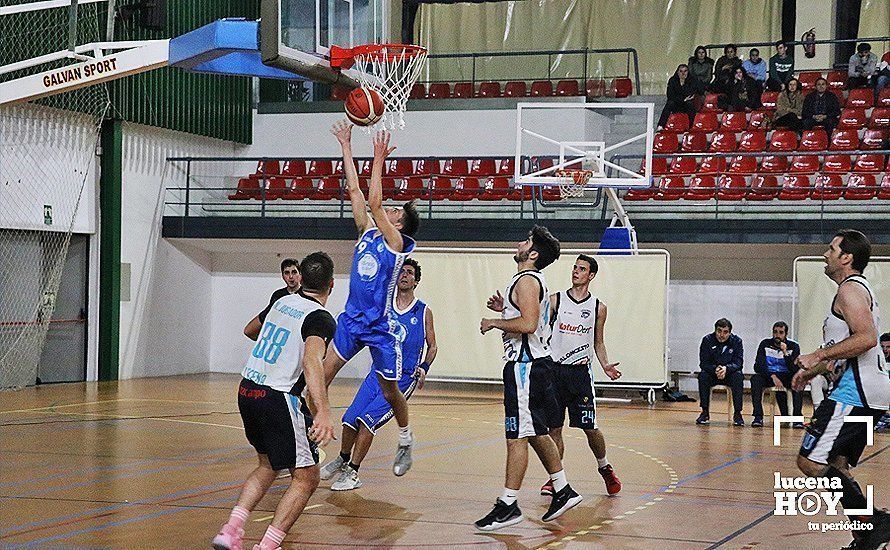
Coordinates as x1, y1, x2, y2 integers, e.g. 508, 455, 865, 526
420, 362, 430, 373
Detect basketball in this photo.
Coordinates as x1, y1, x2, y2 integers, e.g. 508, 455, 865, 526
344, 87, 385, 126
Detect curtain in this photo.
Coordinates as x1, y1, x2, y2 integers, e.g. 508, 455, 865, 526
858, 0, 890, 47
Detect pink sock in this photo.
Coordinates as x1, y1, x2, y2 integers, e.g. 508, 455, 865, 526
227, 506, 249, 530
260, 525, 286, 548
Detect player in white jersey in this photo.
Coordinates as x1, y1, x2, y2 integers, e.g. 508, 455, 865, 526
792, 230, 890, 550
475, 225, 583, 532
213, 252, 337, 550
541, 254, 623, 498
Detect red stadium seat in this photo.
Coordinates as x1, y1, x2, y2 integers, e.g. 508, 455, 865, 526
811, 174, 843, 200
409, 83, 426, 99
748, 175, 779, 200
738, 130, 767, 152
846, 88, 874, 109
655, 176, 686, 200
480, 177, 510, 200
838, 108, 867, 129
427, 82, 450, 99
585, 79, 607, 98
845, 174, 877, 200
281, 160, 306, 177
535, 157, 556, 172
681, 132, 708, 153
747, 110, 772, 130
609, 77, 633, 98
692, 112, 719, 132
451, 177, 481, 200
386, 158, 414, 177
653, 131, 679, 153
831, 89, 846, 106
555, 80, 580, 96
798, 71, 822, 90
701, 93, 722, 112
443, 158, 469, 176
717, 174, 747, 200
721, 112, 747, 131
380, 177, 397, 199
469, 158, 497, 176
853, 154, 885, 173
881, 174, 890, 200
699, 156, 727, 175
879, 87, 890, 107
452, 82, 474, 98
790, 155, 820, 174
769, 129, 798, 151
870, 108, 890, 129
779, 175, 811, 200
477, 82, 501, 98
283, 177, 314, 200
830, 129, 859, 151
429, 176, 453, 199
759, 155, 788, 173
541, 185, 562, 201
800, 129, 829, 151
624, 183, 658, 201
393, 177, 426, 200
312, 176, 342, 200
728, 155, 758, 174
827, 70, 847, 89
664, 112, 691, 132
530, 80, 554, 97
822, 154, 852, 172
504, 81, 527, 97
685, 175, 716, 200
307, 159, 333, 177
229, 177, 260, 200
862, 129, 888, 149
263, 177, 289, 199
669, 156, 697, 175
710, 130, 737, 152
415, 158, 439, 177
497, 157, 515, 175
356, 158, 372, 178
330, 86, 350, 101
760, 91, 779, 110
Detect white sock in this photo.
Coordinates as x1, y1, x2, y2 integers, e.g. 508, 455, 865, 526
550, 469, 568, 492
597, 457, 609, 469
500, 487, 518, 505
398, 425, 413, 445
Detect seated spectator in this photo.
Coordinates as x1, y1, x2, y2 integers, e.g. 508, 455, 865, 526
847, 42, 878, 89
875, 51, 890, 102
688, 45, 715, 88
767, 40, 795, 91
717, 67, 762, 112
750, 321, 803, 428
773, 77, 804, 130
742, 48, 767, 89
696, 318, 744, 426
801, 77, 841, 135
879, 333, 890, 431
657, 64, 702, 129
712, 44, 743, 94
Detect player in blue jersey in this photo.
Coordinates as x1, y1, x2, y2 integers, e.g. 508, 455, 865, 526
320, 258, 437, 490
325, 120, 421, 476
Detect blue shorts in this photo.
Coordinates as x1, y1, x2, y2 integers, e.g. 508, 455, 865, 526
332, 313, 406, 380
342, 370, 418, 434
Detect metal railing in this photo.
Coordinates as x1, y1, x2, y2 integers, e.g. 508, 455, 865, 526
703, 36, 890, 71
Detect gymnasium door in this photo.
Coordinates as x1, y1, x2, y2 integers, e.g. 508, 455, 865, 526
37, 234, 88, 383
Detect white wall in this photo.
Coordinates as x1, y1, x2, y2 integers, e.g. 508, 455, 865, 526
794, 0, 836, 71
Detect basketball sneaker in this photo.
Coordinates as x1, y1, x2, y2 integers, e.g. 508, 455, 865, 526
751, 417, 764, 428
540, 480, 554, 496
252, 545, 281, 550
696, 412, 710, 425
320, 455, 347, 481
331, 465, 362, 491
211, 523, 244, 550
598, 464, 621, 495
393, 441, 413, 476
542, 484, 583, 522
474, 499, 523, 531
792, 421, 805, 429
733, 414, 745, 427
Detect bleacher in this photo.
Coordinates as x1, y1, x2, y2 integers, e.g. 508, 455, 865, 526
331, 78, 634, 101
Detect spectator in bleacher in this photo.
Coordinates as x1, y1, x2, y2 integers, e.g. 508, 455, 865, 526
712, 44, 743, 94
717, 67, 762, 112
767, 40, 795, 91
742, 48, 767, 89
749, 321, 803, 429
773, 77, 804, 130
847, 42, 878, 89
875, 51, 890, 101
801, 77, 841, 135
877, 333, 890, 431
656, 64, 702, 130
688, 45, 715, 87
696, 318, 745, 426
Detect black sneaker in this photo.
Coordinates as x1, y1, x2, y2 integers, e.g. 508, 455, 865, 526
696, 412, 710, 425
542, 484, 583, 522
792, 422, 805, 429
733, 414, 745, 427
474, 499, 523, 531
751, 417, 764, 428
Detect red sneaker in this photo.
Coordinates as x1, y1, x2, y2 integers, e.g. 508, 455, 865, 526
540, 479, 554, 496
599, 464, 621, 495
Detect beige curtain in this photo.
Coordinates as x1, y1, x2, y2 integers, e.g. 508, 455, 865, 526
417, 0, 781, 94
858, 0, 890, 47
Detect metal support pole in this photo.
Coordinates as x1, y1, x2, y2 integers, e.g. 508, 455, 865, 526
105, 0, 117, 42
184, 160, 191, 217
68, 0, 78, 52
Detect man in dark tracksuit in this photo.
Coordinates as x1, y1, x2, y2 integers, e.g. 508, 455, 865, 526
697, 318, 744, 426
750, 321, 802, 428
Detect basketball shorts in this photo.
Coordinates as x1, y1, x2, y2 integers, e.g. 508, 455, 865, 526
237, 378, 319, 471
799, 398, 885, 467
332, 313, 404, 381
342, 370, 418, 434
548, 362, 598, 430
503, 357, 560, 439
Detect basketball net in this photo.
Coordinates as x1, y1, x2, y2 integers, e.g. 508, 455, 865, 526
553, 169, 594, 198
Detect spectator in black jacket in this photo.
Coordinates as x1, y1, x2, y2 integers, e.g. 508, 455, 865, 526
657, 64, 702, 129
801, 78, 841, 135
749, 321, 803, 428
717, 67, 762, 112
688, 45, 714, 87
712, 44, 743, 94
697, 318, 745, 426
767, 40, 795, 91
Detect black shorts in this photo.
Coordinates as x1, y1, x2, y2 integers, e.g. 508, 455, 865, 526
237, 378, 319, 471
799, 398, 885, 467
549, 362, 598, 430
503, 357, 560, 439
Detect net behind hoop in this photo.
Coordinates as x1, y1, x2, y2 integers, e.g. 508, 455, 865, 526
553, 169, 594, 198
348, 44, 427, 130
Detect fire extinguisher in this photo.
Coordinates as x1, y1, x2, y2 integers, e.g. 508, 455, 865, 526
802, 27, 816, 59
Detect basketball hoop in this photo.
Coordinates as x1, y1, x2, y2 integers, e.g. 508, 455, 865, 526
330, 44, 427, 130
553, 169, 593, 198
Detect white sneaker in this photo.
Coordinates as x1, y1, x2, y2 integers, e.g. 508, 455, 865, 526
331, 465, 362, 491
393, 439, 413, 477
319, 455, 346, 481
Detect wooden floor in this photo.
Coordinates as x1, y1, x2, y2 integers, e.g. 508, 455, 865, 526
0, 374, 887, 549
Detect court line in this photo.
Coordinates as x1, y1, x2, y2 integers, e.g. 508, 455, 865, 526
0, 399, 129, 414
704, 511, 774, 550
